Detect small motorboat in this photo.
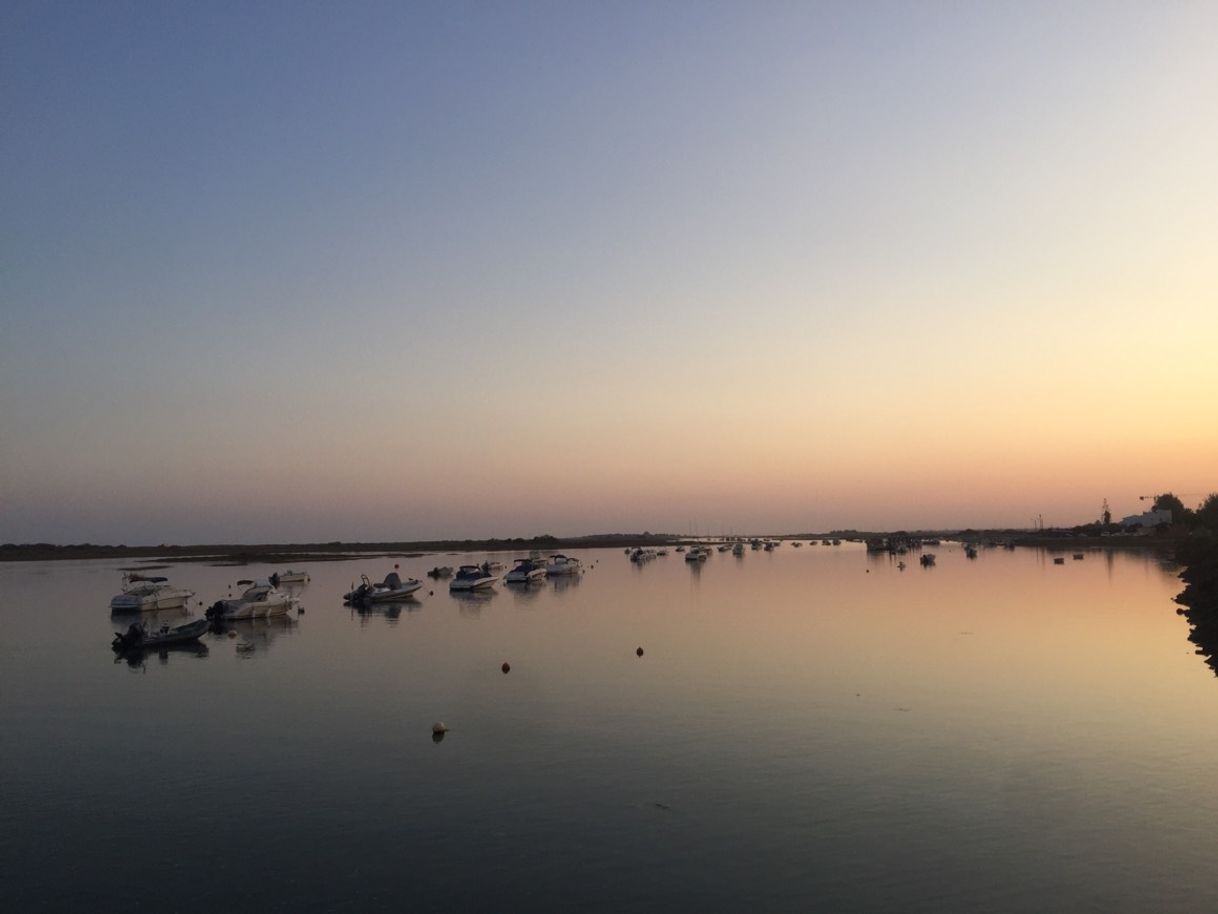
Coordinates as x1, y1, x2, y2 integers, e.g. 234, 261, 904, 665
630, 548, 657, 564
271, 569, 310, 585
112, 618, 209, 652
426, 566, 454, 579
206, 580, 296, 620
544, 554, 582, 576
449, 565, 498, 591
684, 547, 709, 563
920, 553, 936, 567
504, 559, 548, 584
964, 546, 978, 559
110, 574, 195, 613
732, 543, 745, 556
482, 560, 505, 573
344, 571, 423, 606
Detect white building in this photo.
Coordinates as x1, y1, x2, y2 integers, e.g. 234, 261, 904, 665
1119, 508, 1173, 529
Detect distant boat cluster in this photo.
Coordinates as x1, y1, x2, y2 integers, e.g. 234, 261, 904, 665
108, 536, 1081, 655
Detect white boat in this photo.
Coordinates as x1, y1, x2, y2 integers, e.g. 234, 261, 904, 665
110, 574, 195, 613
273, 569, 310, 585
449, 565, 498, 591
206, 579, 295, 620
344, 571, 422, 605
482, 560, 505, 573
504, 558, 547, 584
545, 554, 582, 576
684, 547, 709, 563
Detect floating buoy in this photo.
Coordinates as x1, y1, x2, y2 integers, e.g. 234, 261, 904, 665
636, 647, 644, 657
428, 590, 434, 596
432, 721, 448, 734
501, 662, 511, 674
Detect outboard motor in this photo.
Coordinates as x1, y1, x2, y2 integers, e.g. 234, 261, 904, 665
205, 599, 227, 621
112, 621, 145, 650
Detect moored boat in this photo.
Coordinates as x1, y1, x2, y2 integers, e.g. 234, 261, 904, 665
545, 554, 582, 576
344, 571, 422, 606
206, 580, 296, 620
450, 565, 498, 591
504, 558, 547, 583
272, 569, 310, 585
112, 618, 209, 652
110, 574, 195, 613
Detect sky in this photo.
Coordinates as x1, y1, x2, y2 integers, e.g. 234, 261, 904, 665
2, 1, 1217, 544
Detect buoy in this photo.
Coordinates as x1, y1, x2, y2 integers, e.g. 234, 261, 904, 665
432, 721, 448, 734
429, 590, 434, 596
501, 662, 511, 674
636, 647, 644, 657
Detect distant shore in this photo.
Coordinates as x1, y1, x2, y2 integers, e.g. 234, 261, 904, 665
0, 530, 1183, 564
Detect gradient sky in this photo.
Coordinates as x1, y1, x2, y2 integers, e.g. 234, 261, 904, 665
3, 1, 1216, 543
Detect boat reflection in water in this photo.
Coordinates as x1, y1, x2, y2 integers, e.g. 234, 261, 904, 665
115, 640, 209, 670
350, 598, 420, 625
548, 572, 581, 593
451, 587, 494, 617
504, 578, 545, 605
213, 615, 297, 657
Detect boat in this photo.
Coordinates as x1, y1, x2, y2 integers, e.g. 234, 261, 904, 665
1072, 553, 1084, 560
832, 539, 841, 546
426, 566, 454, 578
684, 546, 709, 563
732, 543, 745, 556
449, 565, 498, 591
112, 618, 209, 652
205, 579, 296, 620
343, 571, 422, 606
920, 553, 936, 567
792, 542, 802, 548
482, 560, 505, 573
675, 546, 686, 553
630, 548, 657, 563
109, 574, 195, 613
504, 558, 548, 583
545, 554, 582, 576
271, 569, 310, 585
1053, 557, 1065, 565
964, 546, 978, 559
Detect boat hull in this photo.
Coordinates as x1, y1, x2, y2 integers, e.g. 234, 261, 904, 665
109, 589, 194, 613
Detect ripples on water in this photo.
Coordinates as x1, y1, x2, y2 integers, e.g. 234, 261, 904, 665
2, 544, 1216, 913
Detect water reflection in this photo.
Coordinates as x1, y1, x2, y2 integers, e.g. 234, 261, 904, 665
114, 641, 209, 670
349, 598, 420, 625
213, 616, 297, 656
504, 580, 545, 605
549, 574, 581, 593
451, 588, 494, 617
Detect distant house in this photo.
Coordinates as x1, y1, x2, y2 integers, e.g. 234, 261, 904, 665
1120, 508, 1173, 530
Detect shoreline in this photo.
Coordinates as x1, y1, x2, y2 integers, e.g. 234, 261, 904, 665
1, 531, 1182, 564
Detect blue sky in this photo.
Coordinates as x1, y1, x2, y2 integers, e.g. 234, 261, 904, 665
3, 2, 1216, 542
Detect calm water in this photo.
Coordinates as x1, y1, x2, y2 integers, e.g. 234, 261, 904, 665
3, 544, 1217, 912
